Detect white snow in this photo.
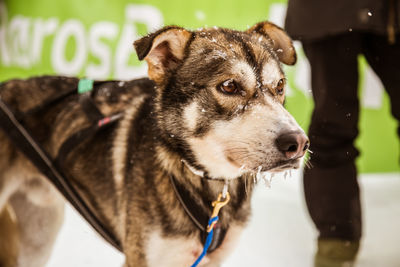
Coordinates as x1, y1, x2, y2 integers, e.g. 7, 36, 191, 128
46, 171, 400, 267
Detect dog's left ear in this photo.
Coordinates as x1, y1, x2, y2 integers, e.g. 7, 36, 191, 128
134, 26, 192, 84
247, 21, 296, 65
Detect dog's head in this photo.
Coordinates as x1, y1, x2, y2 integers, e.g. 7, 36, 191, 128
134, 21, 309, 180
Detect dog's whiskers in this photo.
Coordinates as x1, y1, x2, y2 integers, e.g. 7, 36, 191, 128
302, 151, 313, 169
304, 160, 313, 169
224, 148, 249, 153
229, 140, 253, 146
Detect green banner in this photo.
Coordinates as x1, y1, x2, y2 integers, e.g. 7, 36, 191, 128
1, 0, 399, 173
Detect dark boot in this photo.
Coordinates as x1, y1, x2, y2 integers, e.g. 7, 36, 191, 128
314, 238, 360, 267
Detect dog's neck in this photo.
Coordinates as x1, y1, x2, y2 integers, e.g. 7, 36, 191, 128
155, 144, 254, 210
156, 145, 226, 195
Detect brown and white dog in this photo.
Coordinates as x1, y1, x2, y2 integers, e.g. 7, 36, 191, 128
0, 21, 308, 267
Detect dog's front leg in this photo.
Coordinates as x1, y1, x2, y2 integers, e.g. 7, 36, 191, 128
123, 227, 208, 267
203, 263, 221, 267
0, 204, 19, 267
123, 250, 148, 267
9, 191, 64, 267
122, 231, 149, 267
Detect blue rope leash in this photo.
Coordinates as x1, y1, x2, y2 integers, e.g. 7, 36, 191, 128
190, 216, 219, 267
189, 186, 230, 267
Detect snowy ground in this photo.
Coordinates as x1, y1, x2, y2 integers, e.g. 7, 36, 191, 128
46, 171, 400, 267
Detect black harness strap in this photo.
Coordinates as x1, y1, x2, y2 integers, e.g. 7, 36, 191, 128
169, 174, 227, 253
0, 85, 123, 252
79, 93, 104, 122
56, 81, 120, 164
55, 113, 122, 165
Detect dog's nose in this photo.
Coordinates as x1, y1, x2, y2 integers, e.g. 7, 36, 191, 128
275, 131, 309, 159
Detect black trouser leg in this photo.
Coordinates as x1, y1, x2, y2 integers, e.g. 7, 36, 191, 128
363, 34, 400, 142
302, 33, 362, 241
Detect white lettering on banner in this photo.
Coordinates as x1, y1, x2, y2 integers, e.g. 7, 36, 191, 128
293, 42, 312, 98
31, 18, 59, 64
51, 19, 87, 75
361, 65, 384, 109
0, 3, 163, 79
9, 15, 31, 68
0, 2, 11, 66
268, 3, 286, 27
87, 21, 119, 79
115, 4, 163, 80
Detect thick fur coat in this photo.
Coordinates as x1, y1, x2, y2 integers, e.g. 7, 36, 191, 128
0, 21, 308, 267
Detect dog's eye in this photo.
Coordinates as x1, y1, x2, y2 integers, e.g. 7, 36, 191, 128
276, 78, 285, 95
219, 79, 239, 95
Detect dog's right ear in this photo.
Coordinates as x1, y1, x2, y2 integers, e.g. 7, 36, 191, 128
134, 26, 192, 84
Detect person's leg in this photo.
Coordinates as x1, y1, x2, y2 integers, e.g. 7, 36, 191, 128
363, 33, 400, 142
302, 33, 363, 266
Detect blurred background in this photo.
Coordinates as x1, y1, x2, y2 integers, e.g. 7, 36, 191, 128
0, 0, 399, 266
1, 0, 399, 173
